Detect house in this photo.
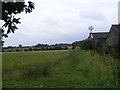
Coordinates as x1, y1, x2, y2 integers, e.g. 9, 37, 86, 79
89, 32, 108, 49
107, 24, 120, 46
107, 24, 120, 56
86, 2, 120, 55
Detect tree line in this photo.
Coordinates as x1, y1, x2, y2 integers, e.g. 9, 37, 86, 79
2, 43, 75, 52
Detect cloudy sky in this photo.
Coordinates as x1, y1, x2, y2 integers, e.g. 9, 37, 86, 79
1, 0, 120, 46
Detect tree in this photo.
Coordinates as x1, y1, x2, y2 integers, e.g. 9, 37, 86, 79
19, 44, 22, 48
72, 41, 82, 47
0, 0, 35, 45
79, 39, 92, 50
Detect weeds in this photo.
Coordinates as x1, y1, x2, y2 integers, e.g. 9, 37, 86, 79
90, 50, 118, 87
2, 50, 119, 88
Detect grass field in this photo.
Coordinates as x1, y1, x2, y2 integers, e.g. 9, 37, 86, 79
2, 50, 119, 88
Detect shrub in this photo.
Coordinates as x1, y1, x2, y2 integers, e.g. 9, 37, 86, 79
80, 39, 92, 50
15, 49, 20, 52
24, 49, 29, 51
29, 48, 33, 51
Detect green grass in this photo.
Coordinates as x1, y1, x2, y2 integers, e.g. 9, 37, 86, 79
2, 50, 119, 88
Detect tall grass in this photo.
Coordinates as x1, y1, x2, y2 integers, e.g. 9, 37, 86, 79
3, 50, 68, 79
89, 50, 118, 88
2, 50, 119, 88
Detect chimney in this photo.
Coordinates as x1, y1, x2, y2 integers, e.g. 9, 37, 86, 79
118, 1, 120, 24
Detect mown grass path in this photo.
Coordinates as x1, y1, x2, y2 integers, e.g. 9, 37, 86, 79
2, 50, 118, 88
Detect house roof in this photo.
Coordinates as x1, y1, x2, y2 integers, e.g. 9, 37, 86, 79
112, 25, 120, 34
90, 32, 108, 39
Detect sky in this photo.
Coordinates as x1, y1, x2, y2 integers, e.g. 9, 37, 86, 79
1, 0, 120, 47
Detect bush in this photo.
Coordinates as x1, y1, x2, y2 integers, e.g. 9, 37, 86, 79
29, 48, 33, 51
24, 49, 29, 51
65, 47, 68, 50
15, 49, 20, 52
80, 39, 92, 50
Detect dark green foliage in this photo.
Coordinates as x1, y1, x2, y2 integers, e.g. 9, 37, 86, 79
29, 48, 32, 51
15, 49, 19, 52
24, 49, 29, 51
53, 46, 62, 50
41, 47, 45, 50
65, 47, 68, 50
80, 39, 92, 50
34, 44, 49, 48
72, 39, 92, 50
2, 43, 73, 52
72, 46, 75, 49
72, 41, 82, 47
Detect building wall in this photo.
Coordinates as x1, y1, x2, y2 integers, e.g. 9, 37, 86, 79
92, 38, 106, 49
107, 27, 119, 46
